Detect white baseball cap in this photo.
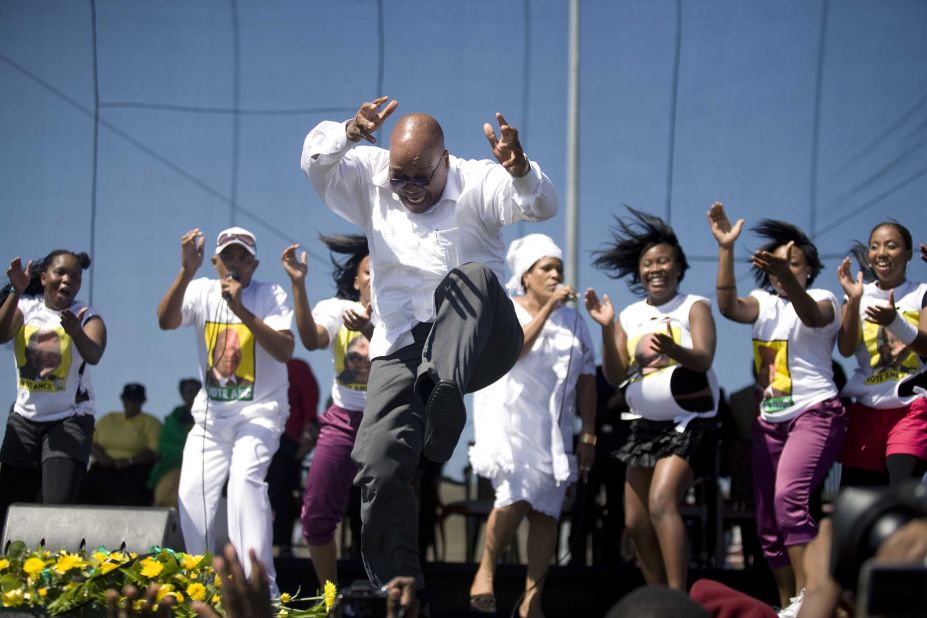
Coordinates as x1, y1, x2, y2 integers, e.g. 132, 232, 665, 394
215, 227, 257, 256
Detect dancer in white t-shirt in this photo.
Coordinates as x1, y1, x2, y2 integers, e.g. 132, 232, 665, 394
467, 234, 596, 617
837, 220, 927, 486
585, 208, 718, 592
281, 234, 371, 589
708, 203, 845, 614
157, 226, 294, 595
0, 249, 107, 523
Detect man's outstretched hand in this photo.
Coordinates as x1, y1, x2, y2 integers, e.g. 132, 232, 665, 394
347, 96, 399, 144
483, 113, 530, 177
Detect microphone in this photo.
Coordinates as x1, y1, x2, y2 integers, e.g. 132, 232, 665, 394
222, 269, 240, 301
556, 283, 578, 302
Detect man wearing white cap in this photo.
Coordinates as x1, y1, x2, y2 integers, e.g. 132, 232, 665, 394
157, 226, 294, 595
301, 97, 557, 598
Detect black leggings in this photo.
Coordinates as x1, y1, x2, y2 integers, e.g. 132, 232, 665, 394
0, 457, 85, 525
841, 454, 927, 489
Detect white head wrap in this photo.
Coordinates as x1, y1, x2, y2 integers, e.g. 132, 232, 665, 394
505, 233, 563, 296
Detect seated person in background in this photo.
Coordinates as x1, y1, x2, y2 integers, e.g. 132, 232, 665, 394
149, 378, 201, 508
81, 382, 162, 506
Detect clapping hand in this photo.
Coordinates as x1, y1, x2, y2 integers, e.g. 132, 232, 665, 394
837, 257, 864, 301
483, 113, 530, 177
60, 306, 88, 337
864, 289, 897, 326
343, 303, 373, 332
180, 229, 205, 275
347, 96, 399, 144
751, 241, 794, 280
707, 202, 744, 249
280, 244, 308, 284
6, 257, 32, 295
584, 288, 615, 326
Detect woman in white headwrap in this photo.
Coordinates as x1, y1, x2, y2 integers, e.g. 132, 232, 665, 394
467, 234, 597, 618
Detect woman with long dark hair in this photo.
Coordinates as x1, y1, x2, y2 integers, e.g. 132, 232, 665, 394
585, 207, 718, 591
281, 234, 371, 589
708, 202, 845, 615
837, 220, 927, 486
0, 250, 107, 522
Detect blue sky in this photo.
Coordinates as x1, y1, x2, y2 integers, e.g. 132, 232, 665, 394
2, 0, 925, 476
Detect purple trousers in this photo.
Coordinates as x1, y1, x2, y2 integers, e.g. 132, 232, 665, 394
752, 397, 846, 568
300, 404, 363, 546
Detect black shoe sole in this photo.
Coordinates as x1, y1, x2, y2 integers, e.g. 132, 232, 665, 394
423, 380, 466, 463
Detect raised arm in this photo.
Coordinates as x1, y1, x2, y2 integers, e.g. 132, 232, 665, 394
280, 244, 329, 351
0, 257, 29, 343
584, 288, 629, 386
707, 202, 758, 324
836, 257, 864, 357
483, 113, 558, 222
157, 229, 204, 330
752, 243, 835, 328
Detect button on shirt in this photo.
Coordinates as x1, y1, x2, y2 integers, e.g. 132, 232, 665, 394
302, 120, 558, 359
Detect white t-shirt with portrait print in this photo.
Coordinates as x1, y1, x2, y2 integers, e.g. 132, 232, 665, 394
312, 297, 371, 412
841, 280, 927, 408
11, 295, 98, 421
180, 277, 293, 422
749, 288, 840, 423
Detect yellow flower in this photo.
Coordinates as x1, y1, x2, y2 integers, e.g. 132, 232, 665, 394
279, 592, 292, 604
186, 582, 207, 602
156, 586, 183, 604
99, 561, 120, 575
110, 551, 129, 563
2, 588, 25, 608
140, 558, 164, 578
181, 553, 204, 570
324, 580, 337, 610
23, 557, 46, 576
53, 552, 85, 575
38, 588, 48, 598
277, 610, 289, 617
211, 594, 221, 605
92, 551, 108, 563
214, 574, 222, 588
0, 558, 9, 571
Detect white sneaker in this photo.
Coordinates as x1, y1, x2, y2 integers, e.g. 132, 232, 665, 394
777, 588, 805, 618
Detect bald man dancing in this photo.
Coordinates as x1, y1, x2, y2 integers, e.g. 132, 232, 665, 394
301, 97, 557, 601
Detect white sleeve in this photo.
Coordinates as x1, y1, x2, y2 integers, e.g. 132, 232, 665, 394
261, 283, 293, 332
808, 288, 841, 333
312, 298, 346, 348
180, 278, 208, 328
465, 158, 558, 226
300, 120, 381, 228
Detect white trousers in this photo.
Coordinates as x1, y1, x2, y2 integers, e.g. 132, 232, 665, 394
178, 412, 282, 595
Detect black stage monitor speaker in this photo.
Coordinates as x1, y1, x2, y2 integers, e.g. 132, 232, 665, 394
1, 503, 185, 554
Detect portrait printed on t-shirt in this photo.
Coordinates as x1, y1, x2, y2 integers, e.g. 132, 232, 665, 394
334, 327, 370, 391
204, 322, 255, 401
863, 309, 920, 382
626, 318, 681, 380
753, 339, 793, 414
16, 325, 71, 392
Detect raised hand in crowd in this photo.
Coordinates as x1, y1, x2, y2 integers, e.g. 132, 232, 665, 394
5, 257, 32, 294
180, 228, 205, 275
280, 243, 308, 284
583, 288, 616, 327
193, 545, 273, 618
836, 256, 864, 302
105, 584, 175, 618
342, 302, 373, 338
346, 96, 399, 144
706, 201, 745, 249
483, 112, 530, 177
